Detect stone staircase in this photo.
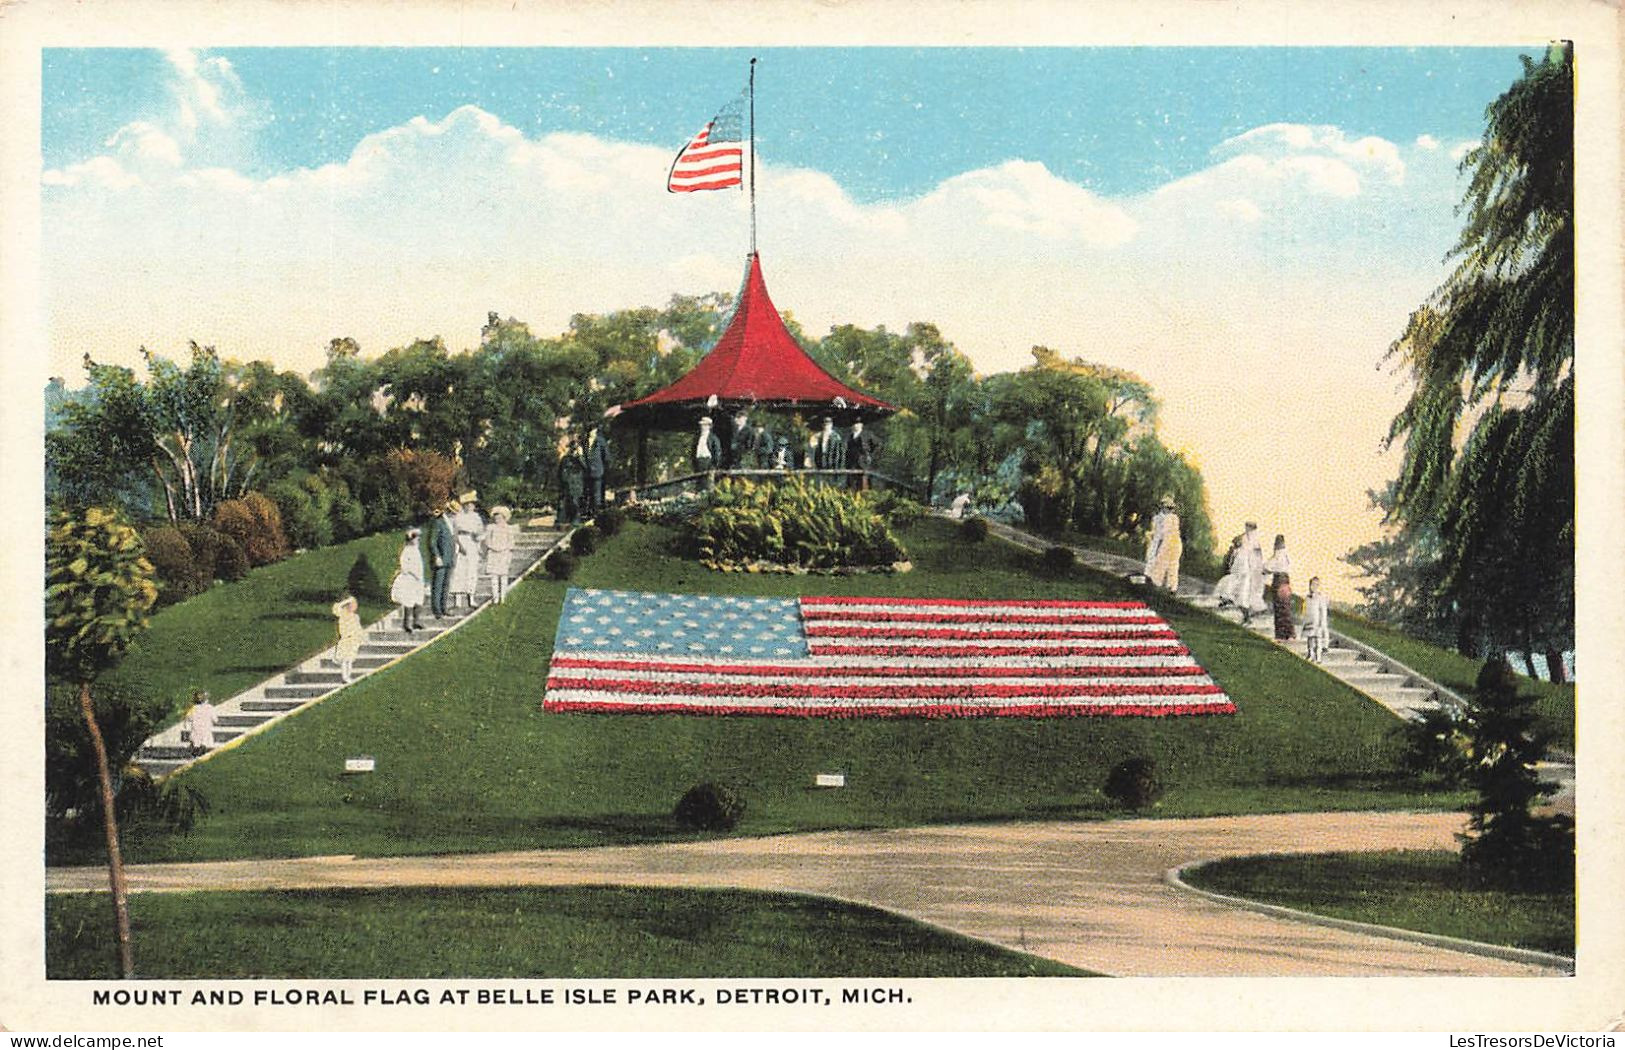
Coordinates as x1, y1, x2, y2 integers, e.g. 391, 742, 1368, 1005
980, 517, 1575, 802
134, 523, 567, 779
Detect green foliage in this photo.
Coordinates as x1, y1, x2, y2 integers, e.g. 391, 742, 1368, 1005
673, 782, 747, 832
1459, 659, 1573, 890
1392, 709, 1473, 785
1382, 46, 1574, 660
346, 553, 388, 604
46, 507, 158, 685
569, 524, 601, 557
691, 478, 908, 569
960, 516, 990, 543
544, 550, 577, 580
266, 476, 329, 550
211, 492, 289, 567
213, 532, 250, 581
1102, 757, 1163, 810
1039, 545, 1076, 576
594, 504, 626, 538
141, 526, 207, 606
45, 679, 166, 820
869, 489, 926, 529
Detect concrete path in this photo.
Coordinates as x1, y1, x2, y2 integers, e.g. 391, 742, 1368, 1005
46, 811, 1565, 978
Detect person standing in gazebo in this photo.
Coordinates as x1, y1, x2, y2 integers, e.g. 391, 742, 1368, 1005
815, 417, 845, 483
847, 421, 880, 490
693, 416, 723, 488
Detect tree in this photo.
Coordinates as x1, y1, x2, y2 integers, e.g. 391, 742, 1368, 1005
1382, 45, 1573, 671
45, 507, 159, 978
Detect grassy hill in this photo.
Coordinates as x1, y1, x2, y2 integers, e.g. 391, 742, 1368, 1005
104, 518, 1464, 864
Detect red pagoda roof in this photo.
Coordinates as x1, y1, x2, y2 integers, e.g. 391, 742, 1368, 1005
613, 254, 893, 424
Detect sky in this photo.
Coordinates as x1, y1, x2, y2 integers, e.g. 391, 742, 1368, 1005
39, 45, 1543, 592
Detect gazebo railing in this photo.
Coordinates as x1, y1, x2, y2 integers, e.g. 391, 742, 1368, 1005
623, 469, 925, 505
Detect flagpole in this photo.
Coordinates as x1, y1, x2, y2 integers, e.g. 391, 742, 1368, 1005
749, 56, 757, 256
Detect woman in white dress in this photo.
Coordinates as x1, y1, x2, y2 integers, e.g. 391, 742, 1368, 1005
450, 491, 485, 609
484, 506, 516, 604
187, 690, 216, 756
390, 527, 426, 632
331, 595, 364, 682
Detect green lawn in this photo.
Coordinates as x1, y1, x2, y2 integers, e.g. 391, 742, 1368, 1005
77, 518, 1464, 865
1331, 613, 1576, 752
46, 886, 1090, 979
105, 532, 405, 725
1183, 850, 1573, 956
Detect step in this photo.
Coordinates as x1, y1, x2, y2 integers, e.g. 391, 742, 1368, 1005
355, 641, 421, 655
139, 745, 194, 761
318, 655, 393, 670
368, 629, 446, 644
216, 714, 275, 728
138, 760, 187, 777
265, 684, 340, 700
241, 699, 305, 713
284, 670, 346, 686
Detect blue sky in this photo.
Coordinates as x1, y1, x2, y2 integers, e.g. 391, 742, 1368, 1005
37, 45, 1548, 586
43, 46, 1534, 201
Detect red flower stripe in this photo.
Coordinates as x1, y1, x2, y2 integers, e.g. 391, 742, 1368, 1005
806, 626, 1176, 640
547, 657, 1209, 679
544, 677, 1225, 699
799, 596, 1149, 609
542, 700, 1238, 719
801, 610, 1164, 625
808, 644, 1191, 657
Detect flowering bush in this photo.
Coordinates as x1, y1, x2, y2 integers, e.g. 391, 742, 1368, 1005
690, 478, 908, 570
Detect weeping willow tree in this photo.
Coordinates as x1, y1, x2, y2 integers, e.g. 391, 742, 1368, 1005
1384, 44, 1573, 678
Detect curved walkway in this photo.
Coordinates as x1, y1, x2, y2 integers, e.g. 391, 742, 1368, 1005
46, 811, 1565, 978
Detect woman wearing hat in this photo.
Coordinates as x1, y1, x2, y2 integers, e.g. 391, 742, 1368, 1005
1263, 534, 1296, 641
391, 527, 427, 632
331, 594, 364, 682
484, 506, 516, 604
1143, 494, 1183, 592
450, 491, 485, 609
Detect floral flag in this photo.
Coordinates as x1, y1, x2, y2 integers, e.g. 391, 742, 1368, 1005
543, 589, 1234, 718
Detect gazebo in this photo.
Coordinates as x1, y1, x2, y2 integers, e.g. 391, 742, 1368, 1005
609, 252, 895, 485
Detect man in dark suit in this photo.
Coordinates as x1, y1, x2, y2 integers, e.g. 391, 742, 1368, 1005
846, 420, 881, 489
557, 438, 586, 525
429, 498, 459, 620
693, 415, 723, 474
751, 420, 775, 469
728, 410, 755, 470
583, 427, 610, 516
814, 416, 846, 482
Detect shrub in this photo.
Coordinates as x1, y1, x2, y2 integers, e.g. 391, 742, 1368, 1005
570, 524, 601, 556
690, 478, 908, 569
347, 553, 387, 604
328, 478, 366, 542
1103, 757, 1163, 809
1040, 545, 1076, 575
383, 449, 460, 520
266, 477, 327, 550
594, 504, 625, 538
544, 550, 576, 580
213, 533, 250, 581
212, 492, 289, 567
673, 781, 747, 832
1393, 708, 1472, 785
140, 526, 205, 606
175, 523, 223, 583
871, 489, 926, 528
960, 516, 990, 543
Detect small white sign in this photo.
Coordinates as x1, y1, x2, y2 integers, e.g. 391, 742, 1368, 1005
814, 773, 845, 788
344, 756, 376, 773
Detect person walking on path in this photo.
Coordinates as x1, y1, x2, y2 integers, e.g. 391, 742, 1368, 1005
484, 505, 516, 604
429, 499, 459, 620
390, 527, 427, 633
1224, 522, 1268, 627
186, 690, 216, 756
1263, 534, 1295, 640
451, 491, 485, 609
1143, 494, 1183, 592
331, 594, 364, 682
1303, 576, 1330, 662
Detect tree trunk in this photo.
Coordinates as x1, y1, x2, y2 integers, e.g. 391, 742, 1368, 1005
1545, 646, 1568, 684
78, 681, 134, 978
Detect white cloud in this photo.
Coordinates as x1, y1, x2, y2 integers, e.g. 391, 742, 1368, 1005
1219, 122, 1407, 190
1415, 133, 1440, 151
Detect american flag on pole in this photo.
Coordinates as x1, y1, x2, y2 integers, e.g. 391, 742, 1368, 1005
543, 589, 1234, 718
667, 94, 746, 193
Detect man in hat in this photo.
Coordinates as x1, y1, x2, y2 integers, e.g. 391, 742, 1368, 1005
814, 416, 845, 482
693, 415, 723, 486
556, 434, 586, 526
727, 409, 755, 470
751, 418, 776, 469
1143, 494, 1183, 592
583, 426, 610, 517
429, 498, 459, 620
846, 420, 881, 490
